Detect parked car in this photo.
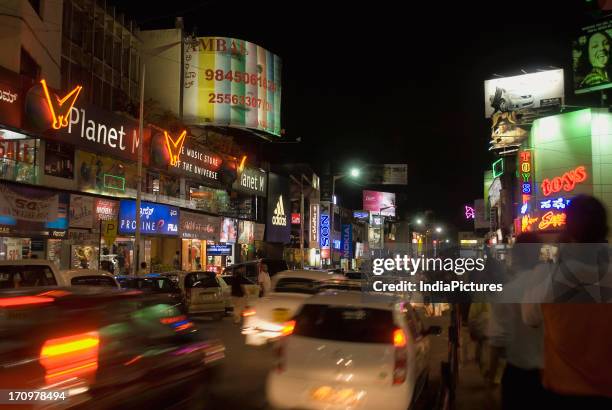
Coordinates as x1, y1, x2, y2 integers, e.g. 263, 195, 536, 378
60, 269, 120, 288
0, 286, 225, 410
266, 291, 441, 410
172, 271, 228, 319
115, 274, 185, 313
0, 259, 66, 288
223, 258, 288, 283
242, 270, 345, 346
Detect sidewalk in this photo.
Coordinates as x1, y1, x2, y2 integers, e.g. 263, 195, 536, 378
454, 339, 501, 410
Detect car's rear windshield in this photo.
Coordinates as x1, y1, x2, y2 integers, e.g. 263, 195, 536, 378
118, 277, 178, 292
0, 265, 57, 288
71, 275, 116, 287
274, 278, 318, 294
293, 304, 395, 344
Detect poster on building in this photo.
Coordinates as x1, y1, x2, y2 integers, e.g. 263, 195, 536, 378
94, 199, 119, 224
484, 70, 564, 150
220, 217, 238, 243
183, 37, 282, 136
69, 194, 94, 229
75, 150, 138, 196
367, 164, 408, 185
0, 182, 59, 222
573, 19, 612, 94
254, 223, 265, 241
363, 190, 396, 217
368, 226, 383, 249
238, 220, 255, 244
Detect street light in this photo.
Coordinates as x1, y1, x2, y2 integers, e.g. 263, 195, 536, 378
416, 218, 423, 225
350, 168, 360, 178
435, 226, 443, 233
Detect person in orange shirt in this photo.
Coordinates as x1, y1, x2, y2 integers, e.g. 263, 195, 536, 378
523, 195, 612, 407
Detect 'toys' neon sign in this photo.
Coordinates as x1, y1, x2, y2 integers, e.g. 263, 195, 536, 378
541, 166, 587, 197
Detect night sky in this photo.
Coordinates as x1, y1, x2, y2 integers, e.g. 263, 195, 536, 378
114, 0, 599, 232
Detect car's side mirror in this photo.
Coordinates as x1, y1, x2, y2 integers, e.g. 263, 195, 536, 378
424, 325, 442, 336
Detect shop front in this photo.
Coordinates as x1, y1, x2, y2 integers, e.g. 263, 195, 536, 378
179, 210, 220, 272
0, 182, 68, 266
117, 199, 180, 274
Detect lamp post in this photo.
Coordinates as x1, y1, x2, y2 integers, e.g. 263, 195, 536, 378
406, 218, 424, 257
327, 167, 361, 267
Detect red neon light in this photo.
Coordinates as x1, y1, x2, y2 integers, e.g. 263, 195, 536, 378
40, 79, 82, 130
519, 151, 531, 162
541, 166, 587, 196
164, 130, 187, 166
538, 211, 567, 230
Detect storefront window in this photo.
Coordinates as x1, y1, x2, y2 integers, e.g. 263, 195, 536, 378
0, 129, 38, 184
189, 185, 230, 214
0, 237, 31, 260
44, 142, 74, 179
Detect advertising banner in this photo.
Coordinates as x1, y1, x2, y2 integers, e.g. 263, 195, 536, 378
353, 210, 369, 220
320, 213, 330, 252
180, 211, 220, 240
0, 183, 68, 237
69, 194, 94, 229
238, 220, 255, 244
94, 198, 119, 224
320, 175, 333, 203
484, 70, 564, 151
0, 183, 58, 222
206, 243, 233, 256
309, 203, 319, 248
254, 223, 265, 241
183, 37, 282, 136
233, 166, 267, 196
368, 226, 383, 249
0, 66, 30, 129
76, 150, 138, 196
266, 173, 291, 243
220, 217, 238, 243
362, 190, 396, 217
341, 224, 353, 258
573, 19, 612, 94
118, 200, 179, 236
367, 164, 408, 185
23, 81, 151, 163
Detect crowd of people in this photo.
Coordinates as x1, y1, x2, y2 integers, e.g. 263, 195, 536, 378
462, 195, 612, 409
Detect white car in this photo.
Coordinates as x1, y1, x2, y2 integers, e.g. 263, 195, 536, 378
0, 259, 66, 287
60, 269, 120, 288
242, 270, 345, 346
266, 291, 440, 410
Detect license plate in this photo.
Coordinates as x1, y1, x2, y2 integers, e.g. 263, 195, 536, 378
200, 294, 215, 301
310, 386, 363, 406
272, 308, 290, 323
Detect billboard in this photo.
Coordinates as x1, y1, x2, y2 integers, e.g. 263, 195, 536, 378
363, 190, 396, 217
573, 19, 612, 94
266, 173, 291, 243
220, 217, 238, 243
183, 37, 282, 136
117, 200, 179, 236
366, 164, 408, 185
484, 70, 564, 151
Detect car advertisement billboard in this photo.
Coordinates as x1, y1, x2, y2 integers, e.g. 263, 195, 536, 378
183, 37, 282, 136
573, 19, 612, 94
118, 200, 179, 236
362, 190, 396, 217
484, 69, 564, 151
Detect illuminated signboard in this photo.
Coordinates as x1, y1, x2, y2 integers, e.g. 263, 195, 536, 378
521, 214, 538, 232
541, 165, 587, 196
40, 79, 82, 130
309, 204, 319, 248
353, 210, 369, 220
320, 213, 330, 257
465, 206, 475, 219
492, 158, 504, 178
118, 200, 179, 236
518, 150, 534, 216
291, 213, 301, 225
206, 244, 232, 256
540, 197, 571, 210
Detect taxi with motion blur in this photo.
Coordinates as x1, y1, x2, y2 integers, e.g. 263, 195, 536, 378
241, 270, 345, 346
60, 269, 120, 288
267, 291, 440, 410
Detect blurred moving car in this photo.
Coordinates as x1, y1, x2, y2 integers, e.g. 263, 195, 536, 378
0, 286, 225, 410
267, 291, 441, 410
173, 271, 227, 319
242, 270, 345, 346
0, 260, 66, 288
60, 270, 120, 288
223, 258, 288, 282
116, 274, 185, 313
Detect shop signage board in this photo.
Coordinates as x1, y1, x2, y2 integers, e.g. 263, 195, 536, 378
23, 81, 151, 164
183, 37, 282, 136
118, 200, 179, 236
341, 224, 352, 258
180, 211, 220, 240
95, 199, 119, 224
309, 204, 319, 248
206, 244, 233, 256
353, 210, 369, 220
69, 194, 94, 229
233, 166, 267, 196
0, 66, 30, 129
102, 220, 118, 246
266, 173, 291, 243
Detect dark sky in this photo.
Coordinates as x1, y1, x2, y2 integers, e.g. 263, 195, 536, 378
114, 0, 598, 231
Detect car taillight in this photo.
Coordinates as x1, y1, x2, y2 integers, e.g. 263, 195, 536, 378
242, 308, 256, 317
0, 296, 54, 308
39, 331, 100, 385
281, 320, 295, 337
393, 328, 407, 385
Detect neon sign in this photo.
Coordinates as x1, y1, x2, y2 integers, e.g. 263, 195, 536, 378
163, 130, 187, 166
520, 203, 528, 215
540, 197, 570, 210
518, 150, 533, 216
465, 206, 475, 219
538, 211, 566, 230
541, 166, 587, 196
521, 214, 538, 232
492, 158, 504, 178
320, 213, 330, 257
40, 79, 82, 130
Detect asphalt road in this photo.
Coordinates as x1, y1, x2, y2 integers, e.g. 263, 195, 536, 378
193, 311, 449, 410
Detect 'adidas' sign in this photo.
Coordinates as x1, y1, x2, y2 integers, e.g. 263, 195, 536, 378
271, 195, 287, 226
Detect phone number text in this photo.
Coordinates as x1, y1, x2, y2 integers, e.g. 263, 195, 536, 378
208, 93, 273, 112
